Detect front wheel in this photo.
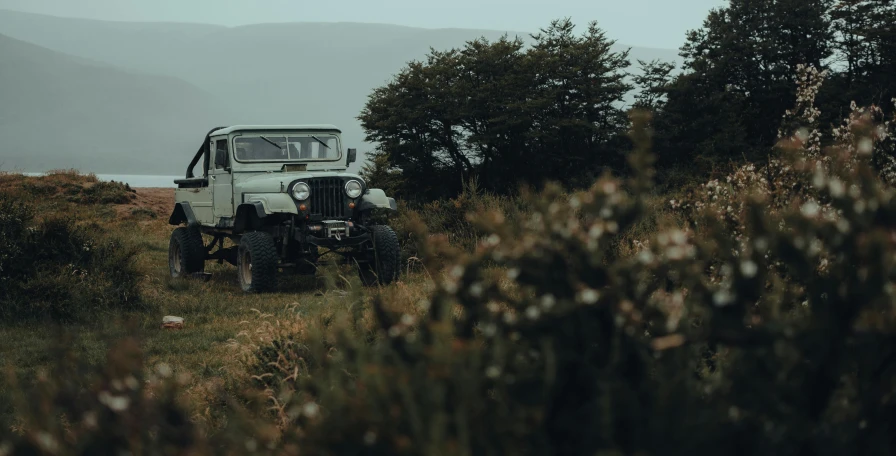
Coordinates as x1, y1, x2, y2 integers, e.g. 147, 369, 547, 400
359, 225, 400, 287
169, 227, 205, 278
237, 232, 278, 293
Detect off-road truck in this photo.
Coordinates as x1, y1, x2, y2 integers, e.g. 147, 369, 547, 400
167, 125, 400, 292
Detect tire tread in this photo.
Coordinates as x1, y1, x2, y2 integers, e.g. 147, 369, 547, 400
360, 225, 400, 286
169, 226, 205, 277
239, 231, 278, 292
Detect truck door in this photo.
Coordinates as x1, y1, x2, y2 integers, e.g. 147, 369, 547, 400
178, 138, 215, 225
211, 138, 234, 222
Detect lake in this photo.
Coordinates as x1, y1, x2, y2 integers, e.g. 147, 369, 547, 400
24, 173, 181, 188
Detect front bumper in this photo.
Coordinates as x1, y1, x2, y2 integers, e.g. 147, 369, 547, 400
305, 232, 371, 248
299, 220, 372, 248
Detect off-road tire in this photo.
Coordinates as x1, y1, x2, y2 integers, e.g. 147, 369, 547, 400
168, 227, 205, 278
359, 225, 400, 287
237, 231, 278, 293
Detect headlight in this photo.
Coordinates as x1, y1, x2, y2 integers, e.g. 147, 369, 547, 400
292, 182, 310, 201
345, 180, 362, 198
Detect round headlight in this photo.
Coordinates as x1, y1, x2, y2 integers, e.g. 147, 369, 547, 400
345, 180, 363, 198
292, 182, 310, 201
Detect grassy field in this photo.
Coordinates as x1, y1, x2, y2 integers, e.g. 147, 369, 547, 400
0, 171, 434, 418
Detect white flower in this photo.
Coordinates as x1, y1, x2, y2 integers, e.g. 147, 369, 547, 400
302, 402, 320, 418
740, 260, 758, 278
578, 289, 600, 304
98, 391, 130, 412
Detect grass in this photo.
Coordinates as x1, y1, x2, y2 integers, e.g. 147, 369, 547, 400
0, 171, 436, 418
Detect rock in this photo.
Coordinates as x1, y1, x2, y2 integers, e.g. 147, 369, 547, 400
161, 315, 184, 330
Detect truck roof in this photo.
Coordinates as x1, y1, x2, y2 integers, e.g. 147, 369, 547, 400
211, 125, 342, 135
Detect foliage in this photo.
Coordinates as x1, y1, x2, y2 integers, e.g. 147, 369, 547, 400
75, 181, 135, 205
359, 152, 405, 200
0, 170, 135, 205
4, 86, 896, 454
359, 19, 632, 201
654, 0, 835, 179
0, 196, 145, 322
825, 0, 896, 118
0, 335, 276, 456
631, 59, 677, 111
650, 0, 896, 189
241, 90, 896, 454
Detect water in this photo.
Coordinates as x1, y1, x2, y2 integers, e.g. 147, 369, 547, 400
23, 173, 181, 188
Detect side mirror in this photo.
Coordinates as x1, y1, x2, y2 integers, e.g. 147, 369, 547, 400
346, 148, 357, 166
214, 149, 228, 169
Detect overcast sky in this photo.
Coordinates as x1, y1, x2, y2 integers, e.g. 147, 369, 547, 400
0, 0, 727, 49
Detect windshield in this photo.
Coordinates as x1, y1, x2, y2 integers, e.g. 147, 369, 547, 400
233, 134, 341, 162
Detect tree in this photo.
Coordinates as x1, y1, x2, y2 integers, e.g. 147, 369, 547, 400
825, 0, 896, 118
525, 19, 633, 183
632, 59, 677, 111
654, 0, 835, 181
359, 151, 405, 199
359, 19, 632, 201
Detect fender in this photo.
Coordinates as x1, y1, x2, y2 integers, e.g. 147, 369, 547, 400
358, 188, 397, 212
233, 201, 267, 233
168, 202, 199, 227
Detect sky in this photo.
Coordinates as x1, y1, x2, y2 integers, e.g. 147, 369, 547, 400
0, 0, 727, 49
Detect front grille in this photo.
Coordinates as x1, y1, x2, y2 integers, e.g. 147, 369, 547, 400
309, 178, 345, 219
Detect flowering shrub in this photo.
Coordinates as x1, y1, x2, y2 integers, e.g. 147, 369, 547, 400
672, 65, 896, 240
242, 100, 896, 454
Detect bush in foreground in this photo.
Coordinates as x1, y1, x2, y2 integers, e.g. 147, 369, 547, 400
246, 78, 896, 454
0, 196, 145, 322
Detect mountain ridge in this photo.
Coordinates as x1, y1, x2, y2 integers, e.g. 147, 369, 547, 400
0, 32, 234, 174
0, 9, 681, 175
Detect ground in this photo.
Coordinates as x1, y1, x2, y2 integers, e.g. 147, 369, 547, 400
0, 183, 432, 416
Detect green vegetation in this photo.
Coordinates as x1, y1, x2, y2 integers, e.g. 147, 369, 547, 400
3, 3, 896, 454
360, 1, 896, 198
359, 19, 633, 202
3, 69, 896, 452
0, 172, 143, 322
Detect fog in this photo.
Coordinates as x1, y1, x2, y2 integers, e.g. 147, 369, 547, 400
0, 4, 710, 175
0, 0, 726, 48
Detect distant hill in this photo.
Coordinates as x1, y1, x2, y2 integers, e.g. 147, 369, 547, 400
0, 33, 233, 174
0, 10, 681, 175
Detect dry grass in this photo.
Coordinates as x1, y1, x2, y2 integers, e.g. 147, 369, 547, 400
0, 172, 437, 418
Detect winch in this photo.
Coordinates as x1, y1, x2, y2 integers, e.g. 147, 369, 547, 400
321, 220, 348, 240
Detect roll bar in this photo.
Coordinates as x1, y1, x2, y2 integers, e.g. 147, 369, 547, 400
186, 126, 230, 178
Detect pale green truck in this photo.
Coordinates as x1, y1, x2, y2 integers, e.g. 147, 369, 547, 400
167, 125, 400, 292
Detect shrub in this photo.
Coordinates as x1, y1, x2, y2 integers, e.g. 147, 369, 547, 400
74, 181, 136, 205
0, 335, 277, 455
0, 171, 134, 205
391, 178, 532, 271
244, 89, 896, 454
129, 207, 157, 219
0, 197, 145, 322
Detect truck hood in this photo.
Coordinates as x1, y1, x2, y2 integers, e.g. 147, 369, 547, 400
234, 171, 362, 193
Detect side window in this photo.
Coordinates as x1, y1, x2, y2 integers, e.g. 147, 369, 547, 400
202, 139, 213, 177
215, 139, 230, 170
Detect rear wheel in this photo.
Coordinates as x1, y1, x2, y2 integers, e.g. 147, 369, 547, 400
237, 231, 278, 293
359, 225, 400, 287
168, 227, 205, 278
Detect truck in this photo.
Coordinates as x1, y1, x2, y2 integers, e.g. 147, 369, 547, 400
167, 125, 400, 292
